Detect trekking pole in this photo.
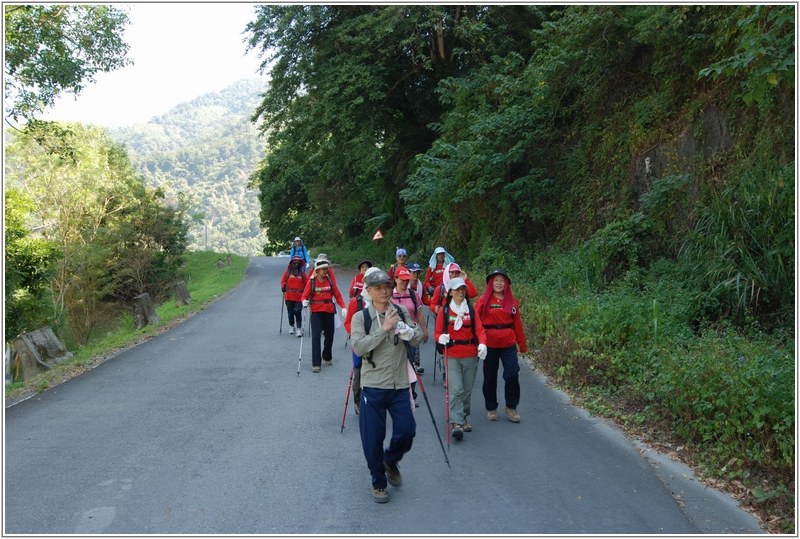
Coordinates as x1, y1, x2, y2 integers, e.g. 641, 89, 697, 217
343, 332, 350, 350
340, 367, 354, 432
297, 307, 306, 376
405, 344, 450, 468
444, 347, 451, 449
279, 294, 285, 335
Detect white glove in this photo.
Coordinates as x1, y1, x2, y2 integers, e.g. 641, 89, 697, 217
302, 299, 309, 308
341, 308, 347, 319
399, 326, 415, 341
477, 343, 487, 360
438, 334, 451, 346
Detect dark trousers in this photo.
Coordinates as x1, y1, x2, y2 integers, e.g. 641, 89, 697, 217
310, 311, 334, 367
359, 386, 416, 489
350, 351, 362, 404
482, 345, 521, 410
285, 300, 302, 328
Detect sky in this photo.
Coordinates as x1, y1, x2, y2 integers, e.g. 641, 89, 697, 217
41, 3, 267, 128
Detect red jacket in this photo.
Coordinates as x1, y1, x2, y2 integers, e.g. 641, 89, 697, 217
474, 295, 527, 353
301, 275, 346, 314
344, 295, 365, 334
348, 274, 364, 298
424, 264, 446, 292
434, 301, 487, 359
280, 267, 307, 302
430, 278, 478, 313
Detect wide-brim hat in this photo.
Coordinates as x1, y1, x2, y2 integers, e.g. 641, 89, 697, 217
364, 270, 392, 287
486, 269, 511, 284
294, 236, 302, 242
314, 259, 330, 271
358, 259, 373, 270
316, 253, 328, 261
447, 277, 467, 291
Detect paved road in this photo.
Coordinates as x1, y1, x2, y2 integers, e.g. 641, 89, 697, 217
5, 257, 763, 534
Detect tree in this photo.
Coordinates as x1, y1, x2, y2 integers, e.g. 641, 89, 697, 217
4, 4, 131, 122
5, 123, 189, 344
245, 6, 539, 251
4, 188, 60, 342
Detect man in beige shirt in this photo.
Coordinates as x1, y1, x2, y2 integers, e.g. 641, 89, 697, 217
351, 269, 423, 503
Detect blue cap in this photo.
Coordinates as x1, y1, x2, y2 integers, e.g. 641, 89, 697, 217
407, 262, 422, 272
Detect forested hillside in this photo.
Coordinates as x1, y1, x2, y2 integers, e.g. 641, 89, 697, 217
111, 79, 267, 256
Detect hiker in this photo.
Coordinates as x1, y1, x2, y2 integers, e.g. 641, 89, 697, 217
289, 236, 311, 265
424, 247, 454, 298
344, 266, 382, 414
475, 269, 527, 423
430, 262, 478, 314
351, 269, 423, 503
349, 260, 373, 298
392, 266, 429, 382
407, 262, 430, 307
388, 248, 408, 283
301, 259, 346, 373
434, 277, 487, 441
280, 256, 307, 337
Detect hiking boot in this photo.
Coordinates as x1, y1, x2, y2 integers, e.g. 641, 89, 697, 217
504, 406, 521, 423
323, 359, 332, 366
414, 399, 419, 408
414, 362, 424, 374
371, 486, 389, 503
354, 403, 360, 415
463, 418, 472, 432
312, 366, 321, 373
383, 461, 402, 487
288, 325, 295, 334
296, 328, 302, 338
451, 424, 463, 441
487, 409, 498, 421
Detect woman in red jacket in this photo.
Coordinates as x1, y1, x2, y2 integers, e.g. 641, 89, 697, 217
475, 269, 527, 423
280, 256, 308, 337
302, 259, 346, 373
430, 262, 478, 314
434, 277, 487, 441
348, 260, 373, 298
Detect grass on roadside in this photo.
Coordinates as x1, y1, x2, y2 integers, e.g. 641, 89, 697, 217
5, 251, 249, 401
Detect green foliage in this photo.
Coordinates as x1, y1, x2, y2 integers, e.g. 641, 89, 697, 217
4, 5, 131, 121
698, 5, 795, 106
522, 247, 794, 481
4, 187, 61, 341
112, 79, 267, 256
681, 165, 794, 327
5, 122, 190, 345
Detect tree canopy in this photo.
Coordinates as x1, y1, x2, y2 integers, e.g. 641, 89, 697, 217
4, 4, 131, 122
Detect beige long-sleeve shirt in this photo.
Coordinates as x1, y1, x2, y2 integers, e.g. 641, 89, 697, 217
351, 303, 423, 389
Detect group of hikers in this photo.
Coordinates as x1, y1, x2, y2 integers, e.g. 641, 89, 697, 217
279, 237, 527, 503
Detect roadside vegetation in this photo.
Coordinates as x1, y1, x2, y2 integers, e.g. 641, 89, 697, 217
5, 251, 248, 401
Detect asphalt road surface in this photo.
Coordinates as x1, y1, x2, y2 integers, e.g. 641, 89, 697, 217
5, 257, 764, 534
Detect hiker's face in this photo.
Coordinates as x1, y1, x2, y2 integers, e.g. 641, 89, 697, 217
492, 275, 506, 294
451, 286, 467, 300
449, 270, 460, 279
437, 253, 444, 262
359, 264, 369, 275
395, 277, 409, 290
368, 282, 392, 303
410, 272, 420, 283
396, 254, 407, 263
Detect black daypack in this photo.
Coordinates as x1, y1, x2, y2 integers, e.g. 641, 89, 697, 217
361, 303, 407, 369
436, 300, 477, 354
